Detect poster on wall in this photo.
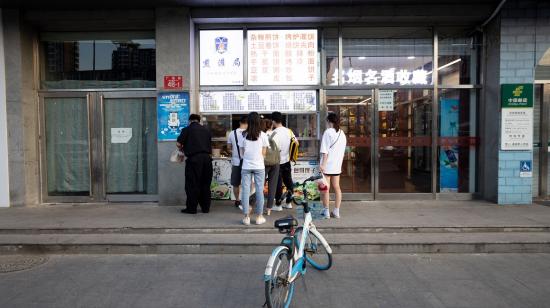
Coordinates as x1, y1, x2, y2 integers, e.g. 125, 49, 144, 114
439, 98, 459, 192
211, 159, 233, 200
200, 30, 244, 86
378, 90, 394, 111
157, 92, 190, 141
247, 29, 319, 85
199, 90, 317, 113
500, 84, 533, 151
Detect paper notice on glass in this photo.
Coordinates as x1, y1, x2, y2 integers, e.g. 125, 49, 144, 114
500, 108, 533, 150
378, 90, 394, 111
111, 128, 132, 144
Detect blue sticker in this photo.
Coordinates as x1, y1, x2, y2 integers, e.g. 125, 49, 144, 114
157, 92, 190, 141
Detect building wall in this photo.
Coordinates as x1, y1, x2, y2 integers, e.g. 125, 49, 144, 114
156, 8, 192, 206
496, 0, 550, 204
0, 9, 10, 207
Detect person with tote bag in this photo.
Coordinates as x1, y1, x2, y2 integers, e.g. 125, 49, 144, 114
319, 112, 347, 219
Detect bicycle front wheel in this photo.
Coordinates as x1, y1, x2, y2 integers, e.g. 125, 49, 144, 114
265, 247, 295, 308
295, 227, 333, 270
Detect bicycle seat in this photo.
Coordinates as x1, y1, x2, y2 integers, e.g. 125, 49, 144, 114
274, 216, 298, 231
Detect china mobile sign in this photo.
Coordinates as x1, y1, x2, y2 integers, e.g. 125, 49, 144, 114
331, 68, 431, 85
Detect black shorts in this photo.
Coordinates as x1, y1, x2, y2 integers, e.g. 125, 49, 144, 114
231, 165, 242, 186
323, 173, 341, 177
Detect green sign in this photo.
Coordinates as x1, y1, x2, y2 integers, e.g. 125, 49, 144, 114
501, 84, 533, 108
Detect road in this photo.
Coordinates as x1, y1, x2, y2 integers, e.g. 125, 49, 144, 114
1, 253, 549, 308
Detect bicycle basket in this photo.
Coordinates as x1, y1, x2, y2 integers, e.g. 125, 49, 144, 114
295, 201, 325, 220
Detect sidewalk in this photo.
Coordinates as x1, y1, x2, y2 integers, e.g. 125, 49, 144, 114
1, 200, 550, 230
1, 200, 550, 254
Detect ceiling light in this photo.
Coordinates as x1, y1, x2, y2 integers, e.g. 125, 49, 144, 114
358, 57, 366, 60
407, 56, 416, 60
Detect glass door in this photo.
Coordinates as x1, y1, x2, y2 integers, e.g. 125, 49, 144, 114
375, 89, 433, 195
102, 92, 158, 202
40, 91, 158, 203
326, 91, 374, 200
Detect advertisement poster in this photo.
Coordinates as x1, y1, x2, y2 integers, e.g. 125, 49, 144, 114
247, 29, 318, 85
500, 84, 534, 151
439, 98, 459, 192
211, 159, 233, 200
291, 161, 321, 201
157, 92, 190, 141
200, 30, 244, 86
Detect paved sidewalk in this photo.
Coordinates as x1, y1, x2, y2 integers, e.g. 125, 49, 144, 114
1, 200, 550, 230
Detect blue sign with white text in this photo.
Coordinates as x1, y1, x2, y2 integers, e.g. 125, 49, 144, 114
157, 92, 190, 141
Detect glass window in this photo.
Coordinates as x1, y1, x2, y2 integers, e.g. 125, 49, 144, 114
42, 34, 156, 89
324, 28, 338, 86
341, 27, 433, 86
438, 89, 478, 193
438, 35, 481, 85
287, 114, 318, 158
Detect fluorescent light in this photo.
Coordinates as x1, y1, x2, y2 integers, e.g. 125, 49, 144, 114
358, 57, 366, 60
427, 58, 462, 74
407, 56, 416, 60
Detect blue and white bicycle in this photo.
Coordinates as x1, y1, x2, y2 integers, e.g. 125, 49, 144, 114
264, 176, 333, 308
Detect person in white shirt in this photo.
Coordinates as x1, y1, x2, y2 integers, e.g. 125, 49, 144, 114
238, 112, 270, 226
271, 112, 298, 211
262, 118, 279, 216
319, 112, 347, 219
227, 116, 247, 209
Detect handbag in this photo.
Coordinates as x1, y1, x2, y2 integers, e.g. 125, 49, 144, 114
170, 149, 185, 163
234, 129, 243, 167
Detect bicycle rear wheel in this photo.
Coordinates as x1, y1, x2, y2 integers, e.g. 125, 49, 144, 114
265, 247, 295, 308
295, 227, 332, 270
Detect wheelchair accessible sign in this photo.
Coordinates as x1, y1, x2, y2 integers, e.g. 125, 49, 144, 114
519, 160, 532, 178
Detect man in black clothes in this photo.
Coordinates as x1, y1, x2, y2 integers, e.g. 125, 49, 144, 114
176, 114, 213, 214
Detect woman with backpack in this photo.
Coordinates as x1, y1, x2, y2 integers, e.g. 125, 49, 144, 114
239, 112, 270, 225
319, 112, 347, 219
262, 118, 280, 216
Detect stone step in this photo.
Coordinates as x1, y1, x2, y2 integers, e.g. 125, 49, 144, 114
0, 226, 549, 235
1, 232, 550, 254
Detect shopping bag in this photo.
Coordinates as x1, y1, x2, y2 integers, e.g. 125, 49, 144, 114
170, 149, 185, 163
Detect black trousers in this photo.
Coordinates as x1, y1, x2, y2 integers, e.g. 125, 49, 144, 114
275, 161, 294, 204
185, 154, 213, 213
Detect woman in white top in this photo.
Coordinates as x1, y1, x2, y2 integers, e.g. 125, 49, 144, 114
238, 112, 270, 225
319, 112, 347, 219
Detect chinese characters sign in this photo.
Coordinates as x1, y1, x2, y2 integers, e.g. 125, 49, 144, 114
200, 30, 243, 86
158, 92, 190, 141
163, 76, 183, 89
378, 90, 394, 111
247, 29, 318, 85
500, 84, 533, 151
331, 68, 431, 86
199, 91, 317, 113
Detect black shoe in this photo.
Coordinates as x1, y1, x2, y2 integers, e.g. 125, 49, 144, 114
234, 200, 241, 208
181, 208, 197, 214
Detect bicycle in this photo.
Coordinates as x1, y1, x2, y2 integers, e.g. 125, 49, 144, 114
263, 175, 333, 308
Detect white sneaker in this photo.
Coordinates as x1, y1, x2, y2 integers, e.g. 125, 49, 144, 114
282, 202, 293, 209
272, 205, 283, 212
330, 210, 340, 219
242, 216, 250, 225
255, 215, 266, 225
238, 205, 243, 211
321, 208, 330, 219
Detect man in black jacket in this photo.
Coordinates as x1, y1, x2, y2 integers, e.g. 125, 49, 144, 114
176, 114, 213, 214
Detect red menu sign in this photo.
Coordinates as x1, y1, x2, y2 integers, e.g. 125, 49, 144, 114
164, 76, 184, 89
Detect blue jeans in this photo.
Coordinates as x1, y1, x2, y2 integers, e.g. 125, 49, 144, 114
241, 169, 265, 216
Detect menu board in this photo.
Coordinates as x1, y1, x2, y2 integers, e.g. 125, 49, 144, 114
247, 29, 318, 85
200, 91, 317, 113
199, 30, 244, 86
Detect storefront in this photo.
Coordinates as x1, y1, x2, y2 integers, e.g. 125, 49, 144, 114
197, 25, 480, 200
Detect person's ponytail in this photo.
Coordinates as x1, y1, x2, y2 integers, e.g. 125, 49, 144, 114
327, 112, 340, 132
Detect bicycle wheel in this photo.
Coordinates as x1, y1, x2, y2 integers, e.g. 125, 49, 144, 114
295, 227, 332, 270
265, 247, 295, 308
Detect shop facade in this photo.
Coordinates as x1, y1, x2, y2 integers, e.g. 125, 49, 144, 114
0, 0, 549, 207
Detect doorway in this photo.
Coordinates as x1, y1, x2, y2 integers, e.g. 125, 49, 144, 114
39, 91, 158, 203
326, 88, 433, 199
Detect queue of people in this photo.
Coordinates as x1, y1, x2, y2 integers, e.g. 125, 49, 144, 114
176, 111, 347, 225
